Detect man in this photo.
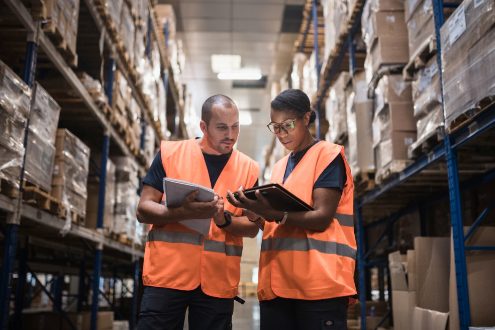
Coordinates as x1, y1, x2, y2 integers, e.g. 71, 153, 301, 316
136, 95, 261, 330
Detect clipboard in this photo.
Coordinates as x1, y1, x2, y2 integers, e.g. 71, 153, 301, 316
231, 183, 314, 212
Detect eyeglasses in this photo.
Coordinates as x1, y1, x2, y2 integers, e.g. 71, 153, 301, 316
267, 119, 298, 134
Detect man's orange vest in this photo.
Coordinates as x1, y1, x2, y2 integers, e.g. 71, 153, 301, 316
257, 141, 357, 303
142, 139, 260, 298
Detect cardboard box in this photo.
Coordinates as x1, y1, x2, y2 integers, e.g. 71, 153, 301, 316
22, 312, 61, 330
373, 103, 416, 148
407, 250, 416, 291
392, 290, 416, 330
346, 72, 375, 176
52, 155, 88, 198
348, 301, 388, 319
51, 184, 87, 218
369, 36, 409, 76
374, 75, 413, 113
368, 0, 404, 12
375, 131, 416, 168
25, 128, 56, 193
55, 129, 90, 173
30, 83, 61, 144
61, 311, 113, 330
388, 251, 408, 291
411, 306, 449, 330
365, 11, 408, 50
450, 227, 495, 330
412, 55, 441, 117
414, 237, 450, 313
363, 316, 390, 330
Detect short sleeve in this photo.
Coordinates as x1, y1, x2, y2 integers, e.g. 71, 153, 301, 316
313, 154, 347, 192
142, 151, 166, 193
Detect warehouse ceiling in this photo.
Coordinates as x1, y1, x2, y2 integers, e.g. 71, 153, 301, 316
158, 0, 305, 162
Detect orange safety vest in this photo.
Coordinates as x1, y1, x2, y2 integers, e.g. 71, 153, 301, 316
142, 139, 260, 298
257, 141, 357, 303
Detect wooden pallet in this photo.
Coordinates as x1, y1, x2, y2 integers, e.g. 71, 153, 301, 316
56, 42, 78, 68
0, 178, 19, 199
403, 36, 437, 81
375, 160, 413, 184
447, 98, 495, 134
43, 21, 65, 47
367, 64, 407, 99
22, 184, 64, 216
31, 0, 47, 21
408, 125, 444, 159
353, 171, 375, 197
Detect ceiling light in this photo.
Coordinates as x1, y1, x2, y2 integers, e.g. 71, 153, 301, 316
218, 69, 262, 80
211, 54, 241, 73
239, 111, 252, 125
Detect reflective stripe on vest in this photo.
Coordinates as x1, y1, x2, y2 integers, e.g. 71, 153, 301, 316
147, 230, 243, 257
334, 213, 354, 227
261, 238, 356, 260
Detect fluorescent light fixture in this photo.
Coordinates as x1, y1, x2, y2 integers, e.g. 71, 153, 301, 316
239, 111, 252, 126
211, 54, 241, 73
218, 69, 262, 80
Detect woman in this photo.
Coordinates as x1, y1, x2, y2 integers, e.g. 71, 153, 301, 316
227, 89, 357, 330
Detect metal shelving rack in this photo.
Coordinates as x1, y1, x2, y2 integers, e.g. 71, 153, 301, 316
302, 0, 495, 329
0, 0, 181, 328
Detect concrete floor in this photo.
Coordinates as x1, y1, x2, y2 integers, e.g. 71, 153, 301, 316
183, 298, 260, 330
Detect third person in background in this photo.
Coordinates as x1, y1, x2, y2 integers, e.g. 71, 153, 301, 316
228, 89, 357, 330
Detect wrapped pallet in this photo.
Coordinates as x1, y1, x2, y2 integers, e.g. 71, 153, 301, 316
112, 156, 139, 240
85, 158, 115, 233
346, 71, 375, 178
440, 0, 495, 133
372, 75, 415, 182
407, 55, 444, 157
326, 72, 351, 143
120, 5, 135, 65
291, 53, 307, 90
105, 0, 123, 28
0, 60, 31, 189
25, 83, 61, 193
51, 129, 90, 220
144, 125, 156, 166
362, 0, 409, 84
62, 0, 80, 56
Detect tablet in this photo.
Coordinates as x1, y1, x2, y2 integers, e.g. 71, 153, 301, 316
230, 183, 314, 212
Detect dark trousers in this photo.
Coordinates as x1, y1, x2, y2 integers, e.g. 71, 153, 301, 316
260, 296, 349, 330
137, 286, 234, 330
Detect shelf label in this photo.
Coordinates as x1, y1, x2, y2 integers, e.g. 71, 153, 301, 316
449, 7, 466, 46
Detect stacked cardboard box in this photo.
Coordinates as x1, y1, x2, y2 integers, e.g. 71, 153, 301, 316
112, 156, 139, 240
347, 301, 389, 330
144, 124, 156, 166
362, 0, 408, 84
389, 251, 416, 330
346, 71, 375, 177
291, 53, 307, 90
321, 0, 349, 64
51, 129, 90, 220
0, 60, 31, 190
85, 158, 115, 232
372, 75, 415, 182
449, 227, 495, 330
326, 72, 351, 143
440, 0, 495, 133
407, 54, 444, 157
405, 0, 459, 63
302, 51, 320, 102
24, 83, 61, 193
120, 4, 135, 65
43, 0, 80, 60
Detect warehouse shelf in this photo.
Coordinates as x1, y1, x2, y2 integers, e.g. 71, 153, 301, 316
0, 0, 155, 327
301, 0, 495, 327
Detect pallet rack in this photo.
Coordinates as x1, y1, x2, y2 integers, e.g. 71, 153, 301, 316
0, 0, 185, 328
301, 0, 495, 329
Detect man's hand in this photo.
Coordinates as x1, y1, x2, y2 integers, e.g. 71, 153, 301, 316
181, 190, 219, 220
212, 197, 226, 226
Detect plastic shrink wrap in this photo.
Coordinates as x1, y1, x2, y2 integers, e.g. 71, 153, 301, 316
346, 71, 375, 177
326, 72, 350, 143
440, 0, 495, 133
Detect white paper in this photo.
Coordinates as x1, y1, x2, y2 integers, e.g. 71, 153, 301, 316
163, 178, 215, 236
449, 7, 466, 46
429, 61, 438, 77
386, 15, 396, 23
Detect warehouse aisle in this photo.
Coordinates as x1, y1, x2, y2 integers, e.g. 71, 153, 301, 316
183, 298, 260, 330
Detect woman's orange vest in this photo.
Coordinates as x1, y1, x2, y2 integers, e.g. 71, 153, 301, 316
257, 141, 357, 303
142, 139, 260, 298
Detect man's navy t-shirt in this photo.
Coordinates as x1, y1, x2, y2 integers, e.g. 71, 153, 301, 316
143, 150, 258, 192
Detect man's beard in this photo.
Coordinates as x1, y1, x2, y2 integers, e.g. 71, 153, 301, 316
207, 135, 234, 154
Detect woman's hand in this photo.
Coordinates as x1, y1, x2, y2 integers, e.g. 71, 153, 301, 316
226, 188, 283, 222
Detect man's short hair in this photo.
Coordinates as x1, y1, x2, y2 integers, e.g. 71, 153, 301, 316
201, 95, 236, 125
